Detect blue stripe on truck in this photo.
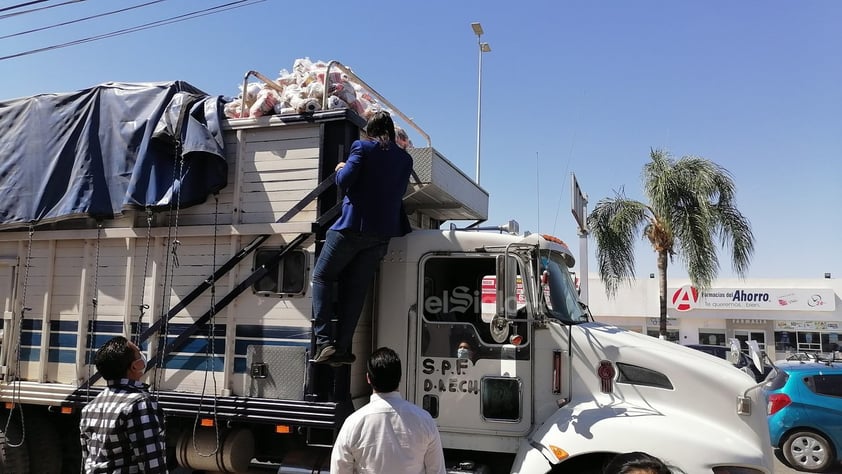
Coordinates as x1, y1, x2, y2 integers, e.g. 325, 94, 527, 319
49, 348, 76, 364
18, 322, 312, 374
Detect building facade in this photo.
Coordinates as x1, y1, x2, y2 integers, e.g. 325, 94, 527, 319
586, 276, 841, 361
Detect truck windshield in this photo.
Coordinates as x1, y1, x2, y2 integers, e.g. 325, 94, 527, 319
539, 250, 588, 324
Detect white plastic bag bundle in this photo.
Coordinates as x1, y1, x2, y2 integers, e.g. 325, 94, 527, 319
249, 88, 280, 118
240, 82, 263, 102
225, 57, 391, 119
291, 96, 321, 113
306, 81, 324, 101
224, 99, 243, 118
276, 68, 297, 87
327, 95, 349, 110
281, 84, 304, 106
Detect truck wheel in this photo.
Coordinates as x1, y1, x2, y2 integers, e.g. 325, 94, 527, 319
783, 430, 836, 472
0, 411, 30, 473
23, 409, 63, 474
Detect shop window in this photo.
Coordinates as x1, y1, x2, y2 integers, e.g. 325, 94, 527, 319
821, 332, 841, 353
734, 330, 766, 352
776, 330, 841, 354
797, 331, 822, 352
699, 331, 726, 346
775, 331, 796, 352
647, 329, 679, 343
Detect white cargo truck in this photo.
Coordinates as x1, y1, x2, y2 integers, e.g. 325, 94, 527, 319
0, 63, 773, 473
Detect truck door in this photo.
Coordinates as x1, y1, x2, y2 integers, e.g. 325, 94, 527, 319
415, 254, 532, 436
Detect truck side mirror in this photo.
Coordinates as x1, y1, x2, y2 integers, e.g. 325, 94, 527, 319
746, 340, 764, 371
727, 337, 742, 365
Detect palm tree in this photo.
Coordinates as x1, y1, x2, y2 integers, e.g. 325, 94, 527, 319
587, 149, 754, 338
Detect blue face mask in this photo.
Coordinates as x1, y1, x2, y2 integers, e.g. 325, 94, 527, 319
457, 348, 472, 359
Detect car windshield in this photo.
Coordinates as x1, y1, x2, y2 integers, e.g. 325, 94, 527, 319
538, 250, 587, 324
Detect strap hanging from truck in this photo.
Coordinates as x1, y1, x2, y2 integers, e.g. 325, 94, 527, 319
2, 225, 35, 448
191, 193, 222, 458
152, 150, 187, 393
132, 208, 154, 345
83, 221, 104, 400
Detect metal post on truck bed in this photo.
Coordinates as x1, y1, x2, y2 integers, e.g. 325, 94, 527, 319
323, 60, 431, 149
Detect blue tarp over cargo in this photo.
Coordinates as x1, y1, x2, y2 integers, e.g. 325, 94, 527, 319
0, 81, 227, 228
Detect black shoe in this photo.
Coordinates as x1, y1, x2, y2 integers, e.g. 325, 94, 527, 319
312, 344, 336, 363
330, 351, 356, 365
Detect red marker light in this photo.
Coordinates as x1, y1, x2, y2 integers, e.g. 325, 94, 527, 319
541, 234, 568, 247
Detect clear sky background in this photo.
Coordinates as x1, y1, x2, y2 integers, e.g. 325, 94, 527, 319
1, 0, 839, 281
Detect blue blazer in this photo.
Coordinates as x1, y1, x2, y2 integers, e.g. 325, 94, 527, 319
330, 139, 413, 238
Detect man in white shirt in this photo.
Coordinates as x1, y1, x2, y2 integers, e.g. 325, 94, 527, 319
330, 347, 446, 474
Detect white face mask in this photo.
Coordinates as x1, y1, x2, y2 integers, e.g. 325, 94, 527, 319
457, 348, 472, 359
135, 352, 148, 371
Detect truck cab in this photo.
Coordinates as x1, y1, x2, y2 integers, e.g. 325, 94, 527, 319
372, 229, 774, 473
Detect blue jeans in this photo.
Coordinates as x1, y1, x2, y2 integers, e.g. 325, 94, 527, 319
312, 230, 389, 353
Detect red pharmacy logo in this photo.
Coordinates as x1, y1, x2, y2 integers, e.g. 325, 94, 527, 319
672, 286, 698, 311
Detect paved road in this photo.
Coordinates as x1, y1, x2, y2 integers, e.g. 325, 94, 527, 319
171, 450, 840, 473
172, 457, 840, 473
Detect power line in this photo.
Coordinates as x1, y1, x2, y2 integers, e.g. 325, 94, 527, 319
0, 0, 86, 20
0, 0, 56, 14
0, 0, 265, 62
0, 1, 168, 40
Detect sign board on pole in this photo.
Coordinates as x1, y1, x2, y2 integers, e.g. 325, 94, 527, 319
571, 173, 588, 233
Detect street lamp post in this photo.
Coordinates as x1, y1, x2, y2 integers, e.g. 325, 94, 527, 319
471, 22, 490, 185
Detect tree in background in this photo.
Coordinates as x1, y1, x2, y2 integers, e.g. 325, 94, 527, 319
587, 149, 755, 338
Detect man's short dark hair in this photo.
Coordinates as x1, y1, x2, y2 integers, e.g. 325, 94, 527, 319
94, 336, 136, 381
364, 111, 396, 143
367, 347, 401, 393
603, 451, 672, 474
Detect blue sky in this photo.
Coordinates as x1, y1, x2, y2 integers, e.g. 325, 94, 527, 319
1, 0, 839, 280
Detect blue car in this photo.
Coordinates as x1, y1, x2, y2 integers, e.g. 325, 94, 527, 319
764, 360, 842, 472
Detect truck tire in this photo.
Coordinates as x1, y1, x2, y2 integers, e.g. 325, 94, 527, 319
23, 408, 63, 474
0, 411, 30, 473
783, 430, 836, 473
